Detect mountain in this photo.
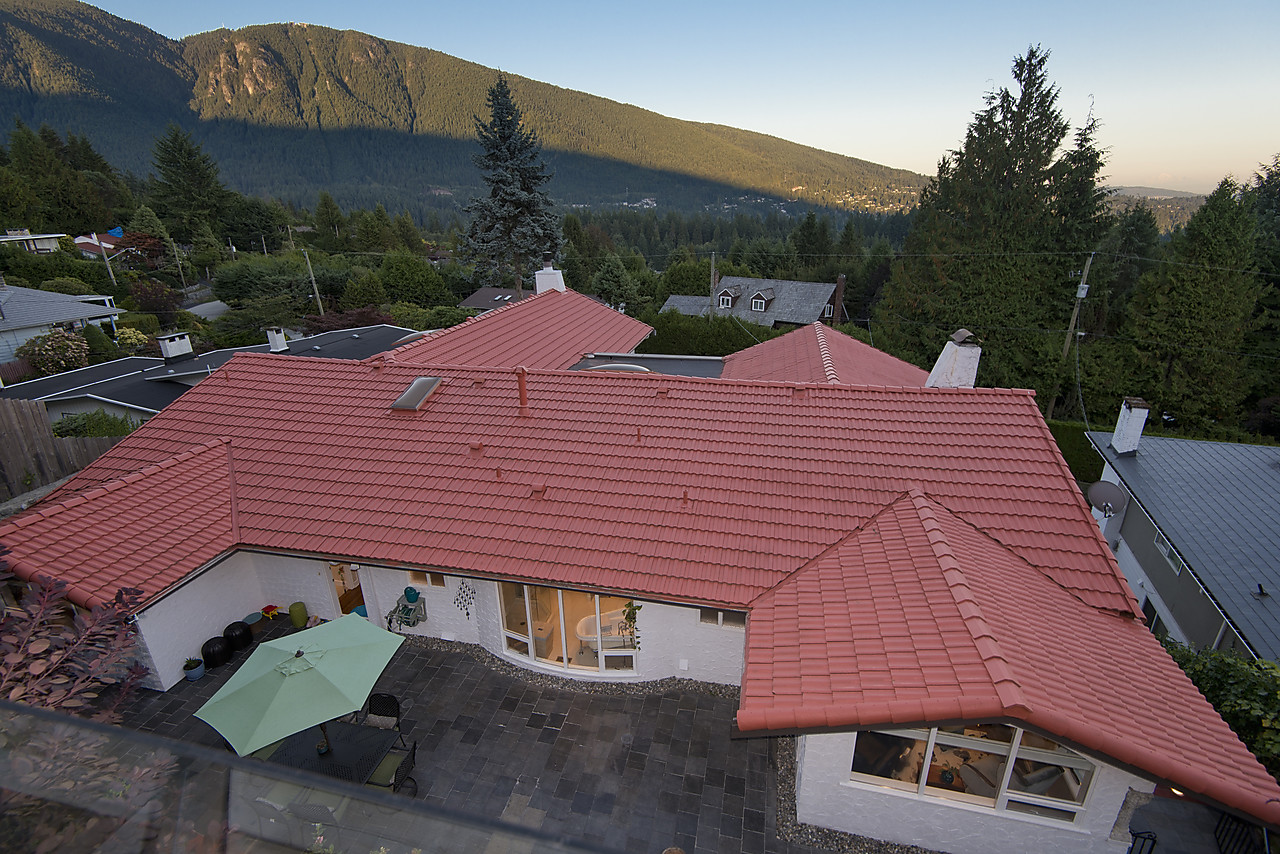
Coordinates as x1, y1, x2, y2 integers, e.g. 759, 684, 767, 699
0, 0, 928, 221
1111, 186, 1204, 199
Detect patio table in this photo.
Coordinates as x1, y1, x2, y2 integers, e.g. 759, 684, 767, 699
262, 720, 399, 784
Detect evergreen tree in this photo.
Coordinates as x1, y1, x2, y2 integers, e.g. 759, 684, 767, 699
461, 75, 561, 296
591, 254, 637, 310
1125, 180, 1259, 434
150, 124, 229, 242
128, 205, 171, 243
341, 271, 388, 311
393, 210, 422, 252
314, 191, 346, 248
380, 251, 452, 306
874, 46, 1112, 397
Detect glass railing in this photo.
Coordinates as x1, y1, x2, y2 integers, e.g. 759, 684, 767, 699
0, 700, 603, 853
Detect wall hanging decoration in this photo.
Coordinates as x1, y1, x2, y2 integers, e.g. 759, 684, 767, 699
453, 580, 476, 619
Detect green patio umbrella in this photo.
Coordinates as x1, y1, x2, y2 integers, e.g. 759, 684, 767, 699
195, 613, 405, 756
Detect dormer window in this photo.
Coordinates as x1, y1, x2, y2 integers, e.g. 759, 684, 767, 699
750, 289, 774, 312
719, 294, 733, 309
751, 297, 766, 312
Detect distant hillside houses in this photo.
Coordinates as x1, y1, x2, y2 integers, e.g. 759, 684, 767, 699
660, 275, 847, 328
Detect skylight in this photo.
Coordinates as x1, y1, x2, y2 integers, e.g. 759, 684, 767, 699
390, 377, 442, 411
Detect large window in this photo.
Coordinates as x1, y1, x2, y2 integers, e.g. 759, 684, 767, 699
499, 583, 636, 673
1153, 531, 1184, 575
850, 725, 1094, 823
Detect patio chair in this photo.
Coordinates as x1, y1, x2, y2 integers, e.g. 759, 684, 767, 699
366, 740, 417, 797
359, 692, 407, 746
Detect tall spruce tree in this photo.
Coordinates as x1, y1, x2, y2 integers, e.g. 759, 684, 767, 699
873, 46, 1111, 399
1125, 179, 1259, 434
150, 124, 229, 243
462, 75, 560, 296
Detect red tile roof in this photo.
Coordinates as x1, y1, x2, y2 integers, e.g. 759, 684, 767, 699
721, 323, 929, 386
387, 288, 651, 369
16, 355, 1133, 616
0, 440, 237, 608
4, 353, 1276, 826
739, 490, 1280, 827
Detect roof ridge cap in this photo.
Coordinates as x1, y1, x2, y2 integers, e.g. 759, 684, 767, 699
380, 287, 561, 360
810, 323, 840, 383
907, 489, 1031, 715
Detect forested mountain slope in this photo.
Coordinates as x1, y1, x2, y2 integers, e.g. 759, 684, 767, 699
0, 0, 927, 218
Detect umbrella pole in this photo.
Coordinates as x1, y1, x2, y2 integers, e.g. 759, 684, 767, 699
317, 721, 331, 755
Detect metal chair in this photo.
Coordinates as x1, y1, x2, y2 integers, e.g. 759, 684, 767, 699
361, 692, 406, 746
366, 740, 417, 797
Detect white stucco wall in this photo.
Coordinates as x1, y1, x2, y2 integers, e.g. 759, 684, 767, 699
363, 570, 744, 684
135, 555, 266, 690
795, 732, 1152, 854
135, 551, 340, 690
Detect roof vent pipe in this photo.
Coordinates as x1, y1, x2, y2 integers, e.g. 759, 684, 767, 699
515, 366, 530, 416
925, 329, 981, 388
1110, 397, 1150, 456
266, 326, 288, 353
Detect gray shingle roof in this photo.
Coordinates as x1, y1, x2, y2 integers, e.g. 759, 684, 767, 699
660, 277, 836, 327
0, 285, 120, 333
1088, 432, 1280, 659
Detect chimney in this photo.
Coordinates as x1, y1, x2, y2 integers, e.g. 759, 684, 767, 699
156, 331, 194, 364
1110, 397, 1150, 456
831, 274, 847, 323
534, 252, 565, 294
925, 329, 981, 389
266, 326, 288, 353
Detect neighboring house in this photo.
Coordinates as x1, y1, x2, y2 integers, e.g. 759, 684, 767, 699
0, 325, 415, 424
0, 229, 67, 254
458, 287, 533, 312
73, 232, 120, 258
2, 316, 1279, 852
659, 274, 846, 328
1087, 398, 1279, 660
0, 283, 122, 363
570, 323, 928, 385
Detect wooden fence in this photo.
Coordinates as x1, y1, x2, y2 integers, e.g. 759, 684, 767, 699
0, 399, 123, 501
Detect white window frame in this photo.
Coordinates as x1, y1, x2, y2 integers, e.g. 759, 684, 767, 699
751, 297, 766, 312
500, 583, 637, 674
718, 294, 733, 308
849, 726, 1094, 824
1153, 531, 1184, 575
822, 303, 834, 318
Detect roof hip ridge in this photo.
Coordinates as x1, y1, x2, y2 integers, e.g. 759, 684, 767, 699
810, 323, 840, 383
906, 488, 1032, 716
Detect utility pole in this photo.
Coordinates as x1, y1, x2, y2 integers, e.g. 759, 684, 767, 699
709, 252, 716, 316
1046, 252, 1095, 419
302, 248, 324, 315
168, 238, 186, 288
96, 234, 118, 291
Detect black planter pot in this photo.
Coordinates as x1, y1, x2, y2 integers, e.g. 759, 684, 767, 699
223, 620, 252, 652
201, 636, 232, 668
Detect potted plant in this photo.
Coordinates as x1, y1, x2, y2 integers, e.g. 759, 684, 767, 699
183, 657, 205, 681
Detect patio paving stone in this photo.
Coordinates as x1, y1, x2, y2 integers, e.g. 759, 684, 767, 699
113, 619, 946, 854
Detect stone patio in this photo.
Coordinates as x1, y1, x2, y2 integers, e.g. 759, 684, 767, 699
116, 618, 925, 854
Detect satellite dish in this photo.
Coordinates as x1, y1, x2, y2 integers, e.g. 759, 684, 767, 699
1087, 481, 1129, 518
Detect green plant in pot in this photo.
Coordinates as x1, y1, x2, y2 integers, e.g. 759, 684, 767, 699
183, 657, 205, 681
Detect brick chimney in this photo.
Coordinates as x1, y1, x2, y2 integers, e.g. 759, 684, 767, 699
925, 329, 981, 389
157, 331, 194, 365
534, 252, 565, 294
1110, 397, 1150, 456
831, 274, 846, 323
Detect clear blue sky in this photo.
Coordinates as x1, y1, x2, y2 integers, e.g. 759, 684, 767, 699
95, 0, 1278, 194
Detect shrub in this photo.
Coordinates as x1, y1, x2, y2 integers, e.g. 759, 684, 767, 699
1163, 639, 1280, 781
118, 312, 161, 335
80, 323, 118, 362
39, 277, 92, 296
115, 327, 149, 352
301, 306, 394, 334
51, 409, 139, 438
14, 329, 90, 376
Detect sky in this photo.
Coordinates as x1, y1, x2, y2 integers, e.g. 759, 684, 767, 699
93, 0, 1279, 195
